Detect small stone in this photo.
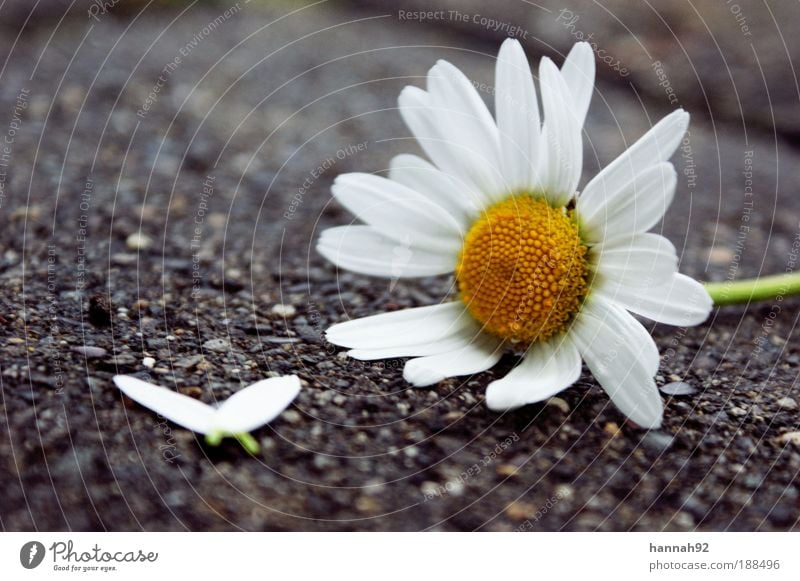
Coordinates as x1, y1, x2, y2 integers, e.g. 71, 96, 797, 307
270, 303, 296, 317
7, 337, 25, 345
603, 422, 621, 438
281, 409, 302, 424
403, 446, 419, 458
660, 381, 697, 396
777, 397, 797, 410
496, 463, 517, 477
505, 501, 535, 522
178, 386, 203, 398
142, 356, 156, 369
546, 396, 570, 414
89, 294, 112, 327
71, 346, 107, 359
642, 431, 675, 452
778, 431, 800, 446
554, 484, 573, 499
333, 394, 347, 406
202, 338, 229, 352
728, 406, 747, 417
355, 495, 380, 514
313, 454, 335, 470
126, 232, 153, 250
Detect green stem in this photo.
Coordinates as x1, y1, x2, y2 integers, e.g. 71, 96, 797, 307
234, 433, 260, 454
705, 271, 800, 306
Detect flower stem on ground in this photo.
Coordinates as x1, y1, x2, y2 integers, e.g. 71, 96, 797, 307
705, 271, 800, 306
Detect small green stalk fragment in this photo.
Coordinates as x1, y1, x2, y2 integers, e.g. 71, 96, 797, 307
205, 431, 224, 446
234, 433, 260, 454
705, 271, 800, 306
204, 431, 259, 453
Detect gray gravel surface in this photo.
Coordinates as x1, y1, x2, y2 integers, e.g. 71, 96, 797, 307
0, 0, 799, 531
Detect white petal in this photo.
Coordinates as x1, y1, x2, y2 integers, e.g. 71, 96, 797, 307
326, 302, 471, 350
495, 38, 541, 192
590, 233, 678, 288
485, 335, 581, 411
318, 226, 455, 279
403, 333, 503, 387
398, 86, 489, 207
331, 172, 463, 253
571, 298, 663, 428
388, 153, 479, 222
579, 162, 677, 244
598, 273, 713, 326
578, 109, 689, 226
426, 60, 503, 197
560, 42, 595, 128
538, 57, 582, 206
214, 375, 301, 434
113, 375, 215, 434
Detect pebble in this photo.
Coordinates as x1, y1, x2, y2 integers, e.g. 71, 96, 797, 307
271, 303, 296, 317
642, 431, 675, 452
659, 381, 697, 396
496, 463, 518, 477
142, 357, 156, 369
728, 406, 747, 417
777, 397, 797, 410
603, 422, 621, 438
178, 386, 203, 398
202, 338, 229, 352
126, 232, 153, 250
778, 431, 800, 446
70, 346, 107, 359
281, 409, 302, 424
546, 396, 570, 414
505, 501, 534, 521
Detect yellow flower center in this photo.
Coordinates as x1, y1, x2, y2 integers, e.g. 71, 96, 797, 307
455, 195, 589, 344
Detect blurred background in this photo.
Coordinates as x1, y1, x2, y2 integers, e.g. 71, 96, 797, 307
0, 0, 799, 531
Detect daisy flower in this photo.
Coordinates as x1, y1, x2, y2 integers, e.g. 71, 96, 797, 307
317, 40, 712, 429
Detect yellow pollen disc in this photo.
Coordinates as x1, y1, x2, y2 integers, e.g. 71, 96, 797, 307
455, 195, 589, 344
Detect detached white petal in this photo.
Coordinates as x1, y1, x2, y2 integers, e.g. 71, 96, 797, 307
214, 375, 302, 434
113, 374, 301, 438
114, 375, 216, 434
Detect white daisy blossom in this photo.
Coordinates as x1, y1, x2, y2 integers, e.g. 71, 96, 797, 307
318, 40, 713, 429
113, 375, 301, 452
